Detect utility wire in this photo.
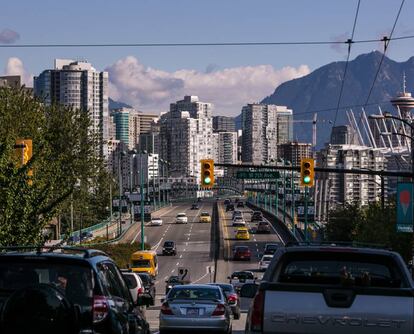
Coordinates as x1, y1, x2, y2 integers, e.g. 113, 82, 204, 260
332, 0, 361, 128
0, 34, 413, 48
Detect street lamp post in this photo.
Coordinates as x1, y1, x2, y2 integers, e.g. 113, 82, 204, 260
128, 149, 137, 228
118, 151, 126, 237
139, 150, 147, 250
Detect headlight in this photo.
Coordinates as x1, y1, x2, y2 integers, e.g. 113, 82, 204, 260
168, 285, 172, 289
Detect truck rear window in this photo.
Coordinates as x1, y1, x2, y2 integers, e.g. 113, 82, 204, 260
278, 256, 405, 288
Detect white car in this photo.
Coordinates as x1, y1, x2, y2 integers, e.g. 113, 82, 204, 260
175, 212, 188, 224
259, 254, 273, 271
121, 270, 144, 304
151, 218, 163, 226
232, 216, 246, 227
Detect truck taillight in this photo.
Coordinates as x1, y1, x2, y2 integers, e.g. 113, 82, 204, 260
250, 290, 265, 331
161, 302, 173, 315
212, 303, 226, 316
93, 295, 109, 323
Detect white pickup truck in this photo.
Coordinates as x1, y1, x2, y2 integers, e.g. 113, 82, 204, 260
242, 244, 414, 333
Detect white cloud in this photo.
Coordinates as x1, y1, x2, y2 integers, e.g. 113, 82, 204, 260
106, 56, 310, 115
4, 57, 33, 87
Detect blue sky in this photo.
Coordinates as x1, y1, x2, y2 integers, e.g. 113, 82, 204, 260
1, 0, 414, 115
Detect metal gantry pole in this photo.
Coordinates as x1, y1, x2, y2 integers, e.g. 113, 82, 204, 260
118, 154, 123, 237
283, 169, 286, 225
140, 154, 145, 250
129, 154, 134, 227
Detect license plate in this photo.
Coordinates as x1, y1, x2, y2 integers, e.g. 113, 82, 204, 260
187, 308, 199, 316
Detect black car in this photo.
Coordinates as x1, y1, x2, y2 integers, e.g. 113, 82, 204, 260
236, 202, 244, 208
191, 203, 199, 210
165, 275, 184, 295
264, 243, 281, 255
224, 199, 231, 206
162, 240, 177, 256
251, 211, 263, 222
137, 273, 156, 306
226, 204, 235, 212
0, 246, 150, 334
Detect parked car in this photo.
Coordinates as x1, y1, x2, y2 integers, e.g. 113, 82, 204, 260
232, 217, 246, 227
199, 212, 211, 223
226, 204, 235, 212
235, 227, 250, 240
160, 284, 232, 333
243, 244, 414, 334
137, 272, 156, 306
176, 212, 188, 224
257, 221, 271, 233
162, 240, 177, 256
0, 246, 150, 334
207, 283, 241, 319
80, 231, 93, 240
191, 203, 199, 210
150, 217, 163, 226
233, 245, 251, 261
121, 269, 145, 305
258, 254, 273, 271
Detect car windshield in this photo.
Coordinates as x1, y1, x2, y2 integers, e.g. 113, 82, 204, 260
164, 242, 174, 247
169, 287, 220, 300
232, 272, 254, 280
0, 260, 94, 306
177, 214, 186, 217
132, 260, 151, 268
201, 212, 209, 216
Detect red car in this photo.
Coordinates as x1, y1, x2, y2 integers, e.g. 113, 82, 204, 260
233, 246, 251, 261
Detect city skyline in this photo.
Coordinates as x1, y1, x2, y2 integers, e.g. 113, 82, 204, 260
1, 1, 414, 115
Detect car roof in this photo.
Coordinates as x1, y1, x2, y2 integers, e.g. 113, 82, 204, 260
237, 227, 248, 231
177, 212, 186, 215
171, 284, 221, 289
283, 244, 397, 256
201, 212, 209, 215
235, 245, 249, 250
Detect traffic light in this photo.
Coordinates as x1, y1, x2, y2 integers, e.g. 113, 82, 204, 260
300, 158, 314, 187
200, 159, 214, 188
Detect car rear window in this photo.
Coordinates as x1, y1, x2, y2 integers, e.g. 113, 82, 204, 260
177, 214, 186, 217
0, 260, 94, 306
277, 252, 406, 288
232, 272, 254, 280
201, 212, 209, 216
123, 273, 138, 289
138, 273, 151, 285
132, 260, 151, 268
169, 287, 221, 300
164, 241, 174, 247
238, 230, 247, 234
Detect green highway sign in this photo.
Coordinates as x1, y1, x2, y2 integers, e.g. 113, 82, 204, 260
236, 171, 280, 179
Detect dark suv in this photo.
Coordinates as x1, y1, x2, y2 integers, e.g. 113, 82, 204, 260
162, 240, 177, 256
0, 246, 150, 334
137, 273, 156, 306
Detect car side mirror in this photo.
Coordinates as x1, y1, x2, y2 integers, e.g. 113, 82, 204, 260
160, 298, 165, 303
136, 294, 151, 307
227, 276, 231, 280
239, 283, 259, 298
165, 280, 168, 283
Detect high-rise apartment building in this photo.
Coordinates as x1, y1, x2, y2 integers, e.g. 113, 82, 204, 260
278, 141, 312, 166
241, 103, 293, 164
112, 108, 130, 146
212, 132, 238, 164
34, 59, 109, 156
330, 125, 360, 145
160, 95, 213, 182
129, 112, 159, 150
213, 116, 236, 132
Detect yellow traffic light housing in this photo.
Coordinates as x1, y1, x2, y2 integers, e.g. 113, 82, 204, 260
200, 159, 214, 188
300, 158, 314, 187
14, 139, 33, 184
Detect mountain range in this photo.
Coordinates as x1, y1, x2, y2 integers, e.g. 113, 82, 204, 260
261, 51, 414, 147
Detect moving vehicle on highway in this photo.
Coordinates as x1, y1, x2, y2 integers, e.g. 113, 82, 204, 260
257, 220, 271, 233
191, 203, 199, 210
130, 250, 159, 278
263, 243, 281, 255
224, 199, 231, 206
207, 283, 241, 320
199, 211, 211, 223
0, 246, 150, 334
162, 240, 177, 256
165, 275, 185, 295
232, 216, 246, 227
243, 244, 414, 334
251, 211, 263, 222
137, 272, 156, 306
121, 269, 145, 305
258, 254, 273, 271
228, 271, 256, 293
236, 201, 244, 208
235, 227, 250, 240
160, 284, 232, 334
233, 245, 251, 261
226, 203, 235, 211
150, 217, 163, 226
175, 212, 188, 224
231, 210, 242, 220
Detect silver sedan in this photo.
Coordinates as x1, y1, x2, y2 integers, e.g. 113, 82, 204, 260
159, 284, 232, 334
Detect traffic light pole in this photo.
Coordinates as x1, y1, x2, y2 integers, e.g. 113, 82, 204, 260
140, 154, 145, 250
304, 186, 309, 242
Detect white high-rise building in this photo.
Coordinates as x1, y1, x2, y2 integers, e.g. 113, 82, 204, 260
212, 132, 238, 164
241, 103, 293, 164
34, 59, 109, 157
160, 96, 213, 182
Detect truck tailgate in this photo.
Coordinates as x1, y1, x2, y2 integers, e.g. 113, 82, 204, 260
263, 288, 414, 333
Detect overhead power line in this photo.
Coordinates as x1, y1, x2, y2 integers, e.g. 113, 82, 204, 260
0, 35, 413, 48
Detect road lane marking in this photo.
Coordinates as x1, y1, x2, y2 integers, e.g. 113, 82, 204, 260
176, 262, 179, 266
179, 254, 183, 258
192, 266, 213, 283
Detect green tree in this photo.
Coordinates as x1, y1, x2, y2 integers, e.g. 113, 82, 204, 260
0, 87, 110, 246
324, 203, 361, 241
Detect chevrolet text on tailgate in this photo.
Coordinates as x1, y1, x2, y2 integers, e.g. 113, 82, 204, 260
242, 244, 414, 334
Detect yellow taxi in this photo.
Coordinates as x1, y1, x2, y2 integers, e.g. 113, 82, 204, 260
235, 227, 250, 240
199, 211, 211, 223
